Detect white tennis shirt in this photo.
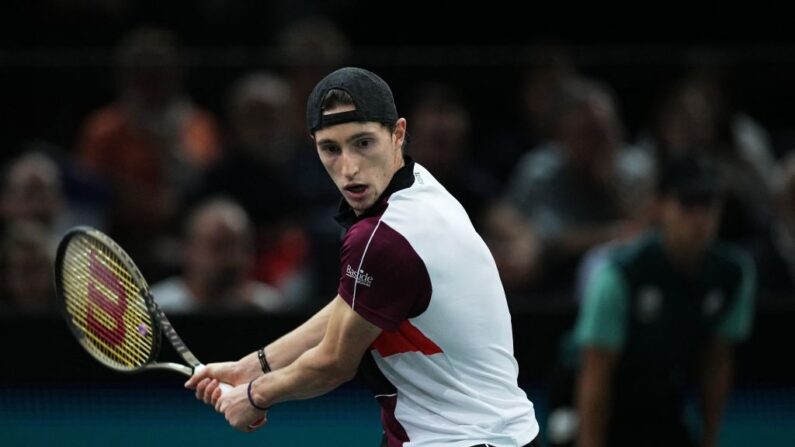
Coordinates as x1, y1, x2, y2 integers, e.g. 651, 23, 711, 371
335, 160, 538, 447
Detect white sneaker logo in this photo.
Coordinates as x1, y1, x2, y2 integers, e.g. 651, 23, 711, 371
346, 265, 373, 287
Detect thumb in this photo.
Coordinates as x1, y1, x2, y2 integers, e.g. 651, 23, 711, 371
185, 364, 213, 389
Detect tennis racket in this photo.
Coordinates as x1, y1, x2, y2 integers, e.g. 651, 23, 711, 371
54, 226, 264, 426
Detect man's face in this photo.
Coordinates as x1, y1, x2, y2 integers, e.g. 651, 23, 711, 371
185, 215, 251, 290
313, 105, 406, 215
660, 195, 722, 259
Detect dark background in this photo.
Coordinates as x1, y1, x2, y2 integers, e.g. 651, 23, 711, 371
2, 2, 794, 161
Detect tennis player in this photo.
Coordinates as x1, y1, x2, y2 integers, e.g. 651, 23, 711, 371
186, 67, 541, 447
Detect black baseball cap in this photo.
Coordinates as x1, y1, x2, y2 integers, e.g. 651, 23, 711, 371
658, 154, 723, 205
306, 67, 398, 134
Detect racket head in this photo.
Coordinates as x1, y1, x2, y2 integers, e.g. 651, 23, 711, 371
54, 226, 161, 373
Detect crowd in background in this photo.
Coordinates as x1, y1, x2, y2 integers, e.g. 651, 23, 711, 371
1, 17, 794, 316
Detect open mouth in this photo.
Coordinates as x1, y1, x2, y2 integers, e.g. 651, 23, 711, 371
345, 184, 367, 194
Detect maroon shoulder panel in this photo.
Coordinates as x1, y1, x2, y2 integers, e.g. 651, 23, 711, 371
338, 218, 432, 331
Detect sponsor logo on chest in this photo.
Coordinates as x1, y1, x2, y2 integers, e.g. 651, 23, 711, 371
346, 264, 374, 287
637, 286, 663, 323
703, 289, 724, 316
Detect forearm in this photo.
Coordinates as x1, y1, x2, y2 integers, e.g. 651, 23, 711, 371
576, 375, 611, 447
250, 343, 355, 407
700, 341, 733, 447
225, 300, 335, 384
248, 297, 380, 409
241, 300, 335, 372
576, 349, 616, 447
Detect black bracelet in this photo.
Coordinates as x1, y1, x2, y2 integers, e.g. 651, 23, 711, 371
247, 379, 270, 411
257, 348, 271, 373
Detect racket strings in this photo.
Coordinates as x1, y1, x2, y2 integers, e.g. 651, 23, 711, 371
61, 236, 155, 369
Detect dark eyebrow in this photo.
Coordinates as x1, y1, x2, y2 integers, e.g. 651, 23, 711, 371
316, 131, 378, 147
345, 131, 378, 143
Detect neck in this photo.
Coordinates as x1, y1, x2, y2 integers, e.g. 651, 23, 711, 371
395, 151, 406, 169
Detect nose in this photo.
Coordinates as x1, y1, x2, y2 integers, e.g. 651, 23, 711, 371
339, 149, 359, 179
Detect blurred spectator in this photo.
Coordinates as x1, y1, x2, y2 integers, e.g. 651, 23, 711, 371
272, 18, 354, 301
486, 77, 653, 296
76, 27, 221, 281
277, 16, 352, 142
407, 82, 499, 223
752, 151, 795, 299
1, 146, 110, 253
150, 198, 286, 314
484, 44, 577, 183
482, 202, 545, 293
639, 74, 774, 245
0, 222, 56, 314
1, 151, 64, 241
567, 154, 755, 447
195, 70, 338, 309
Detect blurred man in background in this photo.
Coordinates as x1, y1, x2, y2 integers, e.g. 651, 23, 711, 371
0, 222, 56, 314
406, 82, 498, 225
151, 198, 285, 313
574, 154, 755, 447
76, 27, 221, 281
486, 77, 652, 297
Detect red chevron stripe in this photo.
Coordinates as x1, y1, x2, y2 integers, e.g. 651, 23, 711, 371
372, 320, 443, 357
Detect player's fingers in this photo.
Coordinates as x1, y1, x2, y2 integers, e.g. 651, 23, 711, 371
216, 393, 227, 413
203, 379, 219, 405
185, 364, 212, 389
195, 377, 212, 401
211, 382, 224, 405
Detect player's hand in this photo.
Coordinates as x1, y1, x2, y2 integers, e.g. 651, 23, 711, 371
185, 362, 239, 406
215, 382, 268, 432
190, 377, 224, 406
186, 350, 267, 389
185, 358, 253, 389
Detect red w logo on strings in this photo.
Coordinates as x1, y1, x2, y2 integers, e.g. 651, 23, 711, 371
86, 252, 128, 346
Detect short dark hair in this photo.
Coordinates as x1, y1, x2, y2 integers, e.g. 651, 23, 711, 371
657, 154, 723, 205
320, 88, 354, 112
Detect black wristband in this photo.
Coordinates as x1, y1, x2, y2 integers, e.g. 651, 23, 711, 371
247, 379, 270, 411
257, 348, 271, 373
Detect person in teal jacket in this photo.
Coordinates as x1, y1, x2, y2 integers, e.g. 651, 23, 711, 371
573, 154, 755, 447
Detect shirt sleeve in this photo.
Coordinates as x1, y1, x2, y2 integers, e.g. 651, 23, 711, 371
574, 262, 629, 352
715, 251, 756, 342
338, 219, 432, 332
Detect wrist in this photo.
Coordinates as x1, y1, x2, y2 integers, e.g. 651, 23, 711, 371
257, 347, 272, 373
247, 377, 270, 411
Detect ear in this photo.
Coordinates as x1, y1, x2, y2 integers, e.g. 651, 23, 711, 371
393, 118, 407, 149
